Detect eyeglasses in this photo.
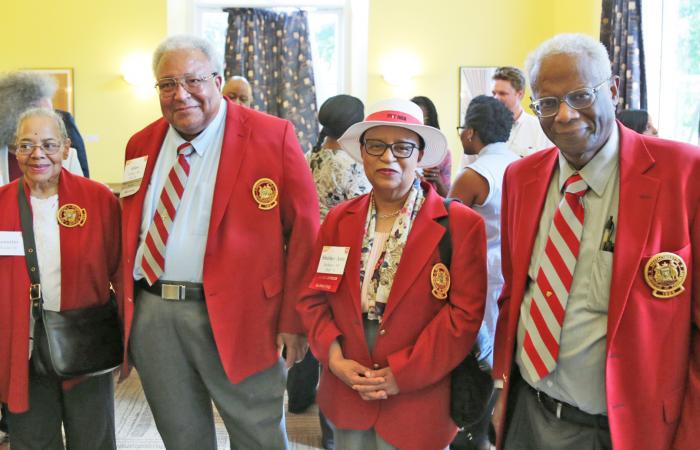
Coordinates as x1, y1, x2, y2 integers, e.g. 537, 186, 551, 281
362, 139, 419, 158
456, 126, 466, 134
155, 73, 218, 96
529, 78, 610, 118
15, 142, 63, 155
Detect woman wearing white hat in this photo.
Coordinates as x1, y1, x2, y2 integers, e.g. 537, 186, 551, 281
297, 98, 488, 450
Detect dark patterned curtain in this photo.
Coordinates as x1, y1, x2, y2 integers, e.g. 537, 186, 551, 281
600, 0, 647, 111
224, 8, 318, 153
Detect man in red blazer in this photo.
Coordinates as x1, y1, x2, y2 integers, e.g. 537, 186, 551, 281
120, 35, 319, 449
492, 34, 699, 450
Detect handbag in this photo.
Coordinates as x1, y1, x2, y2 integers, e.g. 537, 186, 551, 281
437, 199, 496, 431
18, 179, 123, 379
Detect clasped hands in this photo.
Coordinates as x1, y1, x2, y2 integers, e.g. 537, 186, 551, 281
328, 340, 399, 401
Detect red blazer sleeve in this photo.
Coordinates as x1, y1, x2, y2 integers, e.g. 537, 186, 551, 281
296, 207, 344, 366
387, 212, 487, 393
277, 121, 321, 334
673, 202, 700, 449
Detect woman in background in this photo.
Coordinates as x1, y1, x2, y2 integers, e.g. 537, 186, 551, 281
411, 96, 452, 196
448, 96, 518, 450
617, 109, 658, 136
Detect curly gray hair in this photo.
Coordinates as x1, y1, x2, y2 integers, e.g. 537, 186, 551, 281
0, 72, 57, 147
525, 33, 612, 94
152, 34, 222, 76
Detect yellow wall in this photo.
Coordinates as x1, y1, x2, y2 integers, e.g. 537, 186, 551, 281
367, 0, 602, 173
1, 0, 166, 182
2, 0, 600, 182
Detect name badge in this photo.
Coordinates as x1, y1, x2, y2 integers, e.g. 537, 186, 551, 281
309, 246, 350, 292
0, 231, 24, 255
120, 156, 148, 198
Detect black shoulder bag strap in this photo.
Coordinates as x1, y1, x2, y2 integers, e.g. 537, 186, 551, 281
16, 178, 44, 320
436, 198, 456, 270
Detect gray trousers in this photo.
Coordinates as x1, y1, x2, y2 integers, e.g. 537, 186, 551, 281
129, 288, 288, 450
6, 366, 115, 450
504, 380, 611, 450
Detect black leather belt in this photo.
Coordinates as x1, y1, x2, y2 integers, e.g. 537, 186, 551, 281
137, 279, 205, 301
525, 383, 609, 430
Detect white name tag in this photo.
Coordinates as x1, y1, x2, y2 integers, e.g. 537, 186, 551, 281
120, 156, 148, 198
316, 246, 350, 275
0, 231, 24, 255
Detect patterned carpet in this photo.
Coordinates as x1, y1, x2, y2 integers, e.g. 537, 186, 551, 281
0, 372, 323, 449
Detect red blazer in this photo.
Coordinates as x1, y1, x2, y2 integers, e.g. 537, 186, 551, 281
0, 170, 121, 412
493, 123, 700, 450
297, 186, 487, 450
121, 99, 319, 383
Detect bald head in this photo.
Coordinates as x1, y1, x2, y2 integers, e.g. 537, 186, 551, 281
223, 76, 252, 107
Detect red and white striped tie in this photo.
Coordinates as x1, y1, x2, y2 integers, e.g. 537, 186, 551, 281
521, 173, 588, 382
140, 142, 194, 285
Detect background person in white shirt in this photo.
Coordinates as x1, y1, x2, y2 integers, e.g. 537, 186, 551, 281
491, 66, 552, 157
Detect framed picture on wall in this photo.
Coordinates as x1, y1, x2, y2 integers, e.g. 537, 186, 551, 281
459, 66, 496, 126
22, 68, 74, 115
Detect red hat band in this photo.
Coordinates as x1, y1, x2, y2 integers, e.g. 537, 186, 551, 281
365, 110, 422, 125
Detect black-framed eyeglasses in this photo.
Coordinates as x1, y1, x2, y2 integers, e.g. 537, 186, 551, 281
529, 78, 611, 118
15, 141, 63, 155
362, 139, 419, 158
456, 126, 466, 134
155, 73, 218, 96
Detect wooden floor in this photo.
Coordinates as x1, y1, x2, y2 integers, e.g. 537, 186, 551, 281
0, 372, 323, 450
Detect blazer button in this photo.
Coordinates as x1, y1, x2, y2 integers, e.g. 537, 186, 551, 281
379, 329, 386, 336
373, 363, 380, 369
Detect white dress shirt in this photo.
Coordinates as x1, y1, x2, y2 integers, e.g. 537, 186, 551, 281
133, 98, 227, 283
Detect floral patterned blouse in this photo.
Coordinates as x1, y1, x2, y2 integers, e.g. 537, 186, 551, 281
306, 147, 371, 221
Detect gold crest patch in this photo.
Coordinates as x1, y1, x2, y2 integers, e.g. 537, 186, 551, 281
56, 204, 87, 228
643, 252, 687, 299
431, 262, 451, 300
252, 178, 278, 210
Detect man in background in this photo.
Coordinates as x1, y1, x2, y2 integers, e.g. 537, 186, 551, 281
222, 75, 253, 107
492, 66, 551, 157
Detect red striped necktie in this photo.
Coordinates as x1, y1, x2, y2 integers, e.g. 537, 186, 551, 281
140, 142, 194, 285
521, 173, 589, 382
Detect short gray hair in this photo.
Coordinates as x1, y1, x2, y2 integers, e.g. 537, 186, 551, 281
0, 72, 57, 147
15, 107, 68, 142
525, 33, 612, 93
152, 34, 222, 75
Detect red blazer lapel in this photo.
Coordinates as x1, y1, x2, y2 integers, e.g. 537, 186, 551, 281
381, 187, 445, 323
338, 195, 370, 319
123, 119, 168, 261
607, 124, 659, 346
208, 100, 250, 236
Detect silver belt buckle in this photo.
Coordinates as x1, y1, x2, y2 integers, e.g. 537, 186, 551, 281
161, 283, 186, 300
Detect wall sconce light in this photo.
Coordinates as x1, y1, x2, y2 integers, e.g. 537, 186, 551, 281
121, 53, 152, 87
381, 51, 420, 86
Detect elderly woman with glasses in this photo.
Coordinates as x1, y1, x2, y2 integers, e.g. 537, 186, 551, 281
297, 98, 487, 450
0, 108, 120, 449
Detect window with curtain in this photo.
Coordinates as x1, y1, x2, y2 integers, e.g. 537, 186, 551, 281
643, 0, 700, 144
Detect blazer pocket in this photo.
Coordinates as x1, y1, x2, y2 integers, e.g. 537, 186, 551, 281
263, 274, 283, 299
663, 386, 684, 424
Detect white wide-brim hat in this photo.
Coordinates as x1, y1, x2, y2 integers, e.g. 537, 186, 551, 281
338, 98, 448, 168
